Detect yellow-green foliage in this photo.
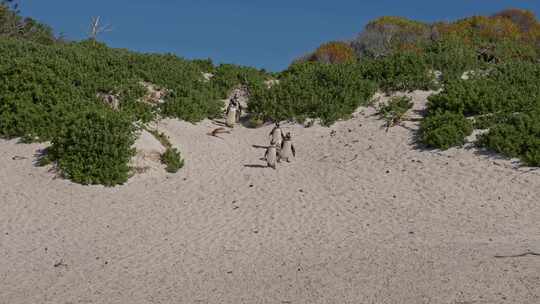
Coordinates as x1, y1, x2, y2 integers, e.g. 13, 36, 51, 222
434, 9, 540, 51
368, 16, 429, 35
310, 41, 357, 64
493, 9, 539, 33
446, 16, 521, 42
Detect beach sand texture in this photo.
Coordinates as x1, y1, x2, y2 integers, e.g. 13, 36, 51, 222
1, 91, 539, 304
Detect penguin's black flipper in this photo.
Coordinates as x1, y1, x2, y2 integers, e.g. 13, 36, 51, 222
291, 144, 296, 157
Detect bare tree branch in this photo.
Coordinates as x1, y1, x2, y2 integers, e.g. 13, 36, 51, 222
89, 16, 112, 41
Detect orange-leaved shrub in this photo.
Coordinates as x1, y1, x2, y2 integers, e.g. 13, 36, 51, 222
310, 41, 357, 64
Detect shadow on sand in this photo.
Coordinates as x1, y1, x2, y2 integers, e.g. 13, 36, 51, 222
244, 164, 268, 169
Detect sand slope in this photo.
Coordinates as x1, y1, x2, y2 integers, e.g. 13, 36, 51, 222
1, 91, 539, 304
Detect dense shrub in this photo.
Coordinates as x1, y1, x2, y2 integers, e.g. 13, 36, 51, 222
0, 34, 244, 184
427, 61, 540, 117
210, 64, 270, 99
419, 111, 473, 149
45, 109, 136, 186
478, 111, 540, 166
0, 4, 55, 44
359, 52, 438, 92
424, 36, 484, 82
422, 59, 540, 165
160, 87, 222, 122
249, 62, 377, 125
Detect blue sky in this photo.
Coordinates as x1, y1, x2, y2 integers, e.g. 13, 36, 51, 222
20, 0, 540, 71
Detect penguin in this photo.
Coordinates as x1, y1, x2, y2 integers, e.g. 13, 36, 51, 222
231, 93, 243, 123
235, 102, 243, 123
269, 122, 284, 147
225, 101, 237, 128
279, 132, 296, 162
264, 143, 278, 169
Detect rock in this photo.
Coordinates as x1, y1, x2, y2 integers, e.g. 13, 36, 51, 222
139, 81, 169, 105
264, 79, 279, 89
202, 72, 214, 82
461, 69, 492, 81
96, 92, 120, 110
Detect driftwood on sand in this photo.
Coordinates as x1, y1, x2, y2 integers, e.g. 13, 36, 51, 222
207, 127, 231, 139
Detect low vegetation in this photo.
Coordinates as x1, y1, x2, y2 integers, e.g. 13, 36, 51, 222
161, 147, 185, 173
419, 111, 473, 150
146, 128, 185, 173
377, 96, 414, 131
43, 109, 136, 186
248, 62, 377, 125
421, 60, 540, 164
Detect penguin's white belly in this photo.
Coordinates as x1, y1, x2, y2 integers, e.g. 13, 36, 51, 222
280, 141, 292, 159
267, 149, 277, 167
271, 130, 282, 145
226, 108, 237, 126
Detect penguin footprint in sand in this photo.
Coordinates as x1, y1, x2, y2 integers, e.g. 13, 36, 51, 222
279, 132, 296, 163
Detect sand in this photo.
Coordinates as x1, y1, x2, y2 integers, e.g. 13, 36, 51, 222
1, 91, 539, 304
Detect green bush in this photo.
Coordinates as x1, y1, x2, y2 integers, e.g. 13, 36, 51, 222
210, 64, 269, 98
427, 61, 540, 117
419, 111, 473, 149
161, 147, 185, 173
0, 4, 55, 44
422, 59, 540, 165
424, 36, 484, 82
249, 62, 377, 125
46, 109, 136, 186
0, 34, 233, 184
359, 52, 438, 92
160, 87, 222, 122
478, 111, 540, 166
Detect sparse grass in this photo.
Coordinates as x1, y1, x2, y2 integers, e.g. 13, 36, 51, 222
161, 147, 184, 173
377, 96, 413, 131
146, 128, 185, 173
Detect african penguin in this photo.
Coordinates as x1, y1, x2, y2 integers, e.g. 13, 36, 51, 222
269, 122, 284, 147
279, 132, 296, 162
264, 144, 278, 170
225, 102, 237, 128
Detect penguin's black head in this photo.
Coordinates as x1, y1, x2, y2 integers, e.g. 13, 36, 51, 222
275, 122, 280, 127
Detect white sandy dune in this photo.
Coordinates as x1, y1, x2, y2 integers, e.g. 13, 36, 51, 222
1, 91, 539, 304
